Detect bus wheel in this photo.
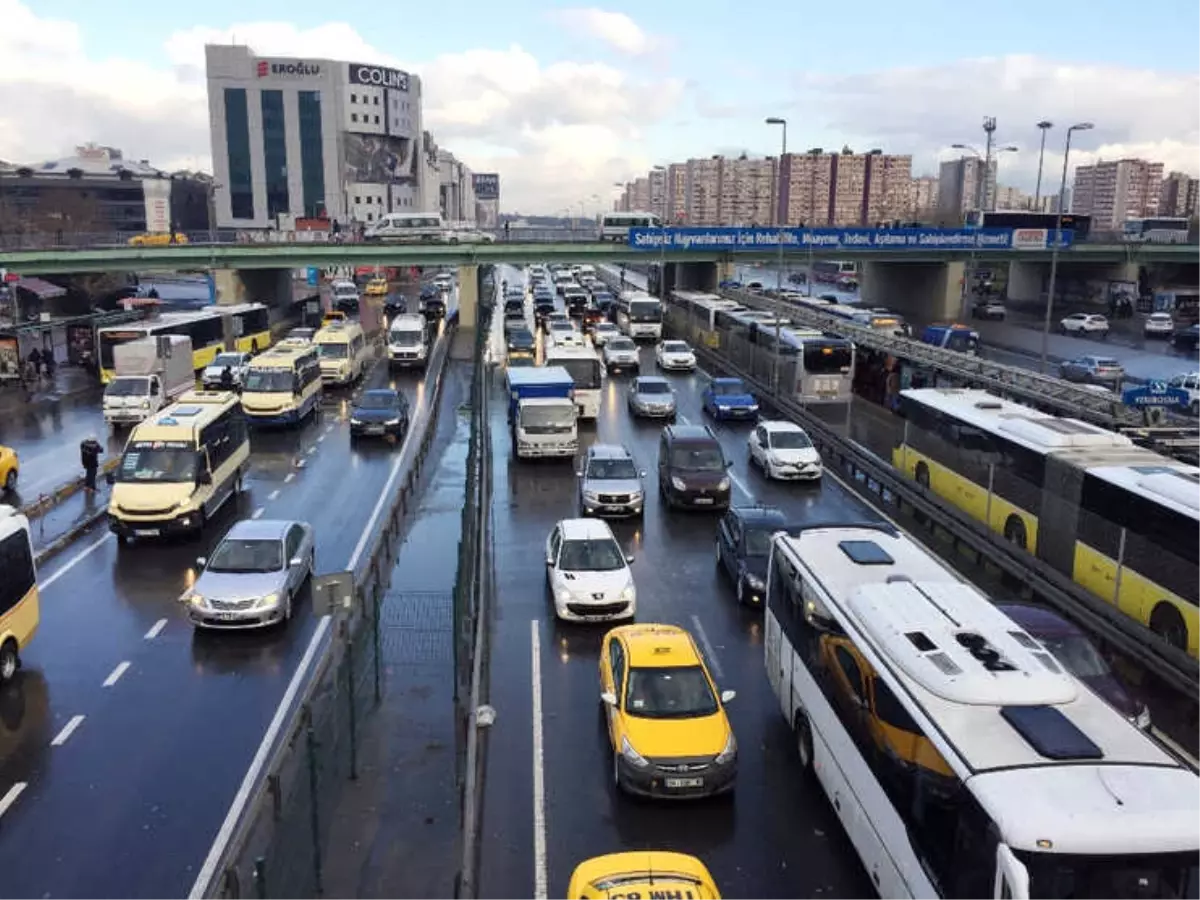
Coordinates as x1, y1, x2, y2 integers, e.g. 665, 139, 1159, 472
914, 461, 930, 489
1003, 515, 1028, 550
1149, 603, 1188, 651
794, 711, 814, 773
3, 469, 15, 492
0, 641, 19, 682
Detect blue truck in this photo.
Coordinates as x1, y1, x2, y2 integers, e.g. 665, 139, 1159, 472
506, 366, 578, 459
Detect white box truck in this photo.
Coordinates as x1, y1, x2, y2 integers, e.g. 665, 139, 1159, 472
103, 335, 195, 427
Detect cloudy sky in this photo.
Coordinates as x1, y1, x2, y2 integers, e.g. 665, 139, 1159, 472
1, 0, 1196, 214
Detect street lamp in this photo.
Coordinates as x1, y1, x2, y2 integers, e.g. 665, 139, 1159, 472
806, 148, 822, 296
1033, 121, 1053, 207
1040, 122, 1094, 372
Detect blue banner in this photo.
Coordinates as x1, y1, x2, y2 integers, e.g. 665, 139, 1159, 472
1122, 382, 1190, 410
626, 226, 1074, 252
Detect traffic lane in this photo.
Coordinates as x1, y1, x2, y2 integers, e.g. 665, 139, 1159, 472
1, 397, 117, 501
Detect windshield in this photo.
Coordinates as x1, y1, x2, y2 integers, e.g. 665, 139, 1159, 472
206, 538, 283, 574
558, 538, 625, 571
549, 358, 601, 389
587, 458, 638, 480
803, 344, 853, 374
519, 405, 574, 431
318, 343, 349, 359
117, 442, 197, 483
105, 377, 151, 396
213, 354, 243, 368
629, 300, 662, 322
609, 339, 635, 352
1036, 633, 1111, 678
1015, 848, 1198, 900
743, 528, 775, 557
596, 324, 618, 333
390, 329, 422, 346
712, 381, 748, 396
359, 393, 397, 411
637, 381, 671, 395
670, 446, 725, 472
769, 430, 813, 450
243, 369, 295, 392
625, 666, 718, 719
662, 342, 690, 353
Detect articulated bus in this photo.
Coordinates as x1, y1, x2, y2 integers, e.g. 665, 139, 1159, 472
892, 388, 1200, 655
615, 291, 663, 340
97, 304, 271, 383
765, 521, 1200, 899
0, 506, 38, 682
666, 291, 746, 349
239, 344, 323, 427
543, 345, 604, 419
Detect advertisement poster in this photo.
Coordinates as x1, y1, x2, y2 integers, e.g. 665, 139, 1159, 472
343, 134, 417, 185
472, 173, 499, 201
626, 226, 1075, 252
0, 337, 18, 379
66, 324, 95, 365
143, 177, 171, 234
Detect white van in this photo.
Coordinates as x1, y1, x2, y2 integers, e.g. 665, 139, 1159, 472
387, 314, 429, 369
313, 320, 368, 385
364, 213, 450, 244
599, 211, 662, 242
331, 280, 360, 310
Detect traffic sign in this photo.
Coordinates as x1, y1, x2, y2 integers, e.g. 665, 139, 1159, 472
1122, 382, 1189, 411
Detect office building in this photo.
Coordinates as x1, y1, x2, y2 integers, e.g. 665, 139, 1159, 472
937, 156, 997, 219
1159, 171, 1198, 218
1071, 158, 1164, 230
437, 149, 476, 223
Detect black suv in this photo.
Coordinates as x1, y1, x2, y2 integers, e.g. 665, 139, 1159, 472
658, 425, 732, 511
716, 505, 793, 606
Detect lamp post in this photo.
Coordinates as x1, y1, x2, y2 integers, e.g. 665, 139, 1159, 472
765, 118, 788, 395
1040, 122, 1094, 372
1033, 121, 1053, 208
765, 117, 788, 226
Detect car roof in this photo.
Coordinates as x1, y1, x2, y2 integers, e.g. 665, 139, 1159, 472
223, 518, 298, 542
760, 419, 805, 433
359, 388, 399, 402
558, 517, 617, 541
729, 504, 789, 527
997, 603, 1081, 637
613, 624, 703, 668
666, 424, 717, 443
633, 375, 670, 388
586, 443, 633, 460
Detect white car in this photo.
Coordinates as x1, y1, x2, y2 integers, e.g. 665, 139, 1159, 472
545, 518, 636, 622
1144, 312, 1175, 338
602, 337, 640, 374
202, 351, 253, 390
451, 228, 496, 244
1059, 313, 1110, 337
1168, 372, 1200, 416
656, 340, 697, 372
548, 322, 583, 347
591, 322, 620, 347
748, 420, 823, 481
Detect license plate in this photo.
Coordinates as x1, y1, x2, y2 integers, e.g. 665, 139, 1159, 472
693, 497, 713, 505
365, 425, 384, 434
665, 777, 703, 788
604, 506, 625, 513
135, 529, 160, 537
211, 612, 238, 621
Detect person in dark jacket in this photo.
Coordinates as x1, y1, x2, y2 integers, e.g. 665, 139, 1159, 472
219, 366, 235, 392
80, 436, 103, 492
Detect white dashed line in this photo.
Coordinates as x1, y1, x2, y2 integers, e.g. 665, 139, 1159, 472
0, 782, 27, 819
689, 614, 725, 680
317, 434, 326, 444
144, 618, 167, 640
676, 414, 690, 425
531, 620, 548, 900
102, 661, 131, 688
306, 446, 317, 456
251, 507, 265, 520
727, 468, 755, 501
284, 473, 295, 483
40, 533, 112, 589
267, 490, 280, 501
325, 424, 334, 434
50, 715, 85, 747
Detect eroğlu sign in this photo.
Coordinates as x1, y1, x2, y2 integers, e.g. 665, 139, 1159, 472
349, 63, 410, 91
257, 59, 322, 78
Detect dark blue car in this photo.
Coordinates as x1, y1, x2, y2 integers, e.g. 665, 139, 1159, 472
350, 389, 411, 442
703, 377, 759, 421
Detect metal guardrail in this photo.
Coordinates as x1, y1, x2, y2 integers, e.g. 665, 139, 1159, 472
188, 321, 457, 899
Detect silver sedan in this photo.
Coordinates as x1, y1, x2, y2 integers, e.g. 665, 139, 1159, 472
182, 518, 315, 629
627, 376, 677, 419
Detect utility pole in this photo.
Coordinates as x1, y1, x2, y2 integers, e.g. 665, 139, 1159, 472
980, 116, 996, 212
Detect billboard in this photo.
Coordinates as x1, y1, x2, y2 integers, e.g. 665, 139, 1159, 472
256, 59, 323, 79
343, 134, 417, 186
143, 177, 171, 233
348, 63, 410, 92
472, 173, 500, 201
625, 226, 1075, 252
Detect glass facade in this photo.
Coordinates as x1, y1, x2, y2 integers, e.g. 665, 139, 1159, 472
224, 88, 254, 220
298, 91, 326, 218
260, 89, 289, 220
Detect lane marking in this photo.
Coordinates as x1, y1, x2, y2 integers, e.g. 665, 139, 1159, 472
267, 489, 280, 501
284, 472, 295, 483
531, 620, 548, 900
306, 446, 317, 456
251, 507, 265, 520
325, 424, 334, 434
102, 661, 131, 688
0, 782, 27, 819
676, 414, 690, 425
727, 468, 755, 501
40, 533, 111, 589
317, 435, 326, 444
689, 614, 725, 680
144, 618, 167, 640
50, 715, 85, 747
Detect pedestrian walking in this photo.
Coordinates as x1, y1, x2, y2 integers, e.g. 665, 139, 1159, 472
80, 435, 103, 493
503, 221, 511, 242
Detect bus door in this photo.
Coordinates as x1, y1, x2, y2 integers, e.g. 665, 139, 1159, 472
222, 311, 244, 352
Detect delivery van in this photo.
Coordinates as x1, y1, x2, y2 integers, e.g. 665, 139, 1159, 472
102, 336, 196, 428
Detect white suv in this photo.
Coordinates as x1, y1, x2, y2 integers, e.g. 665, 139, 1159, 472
748, 420, 823, 481
1059, 313, 1110, 337
545, 518, 636, 622
1144, 312, 1174, 338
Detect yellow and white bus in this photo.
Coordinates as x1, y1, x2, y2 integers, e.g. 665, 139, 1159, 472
313, 320, 368, 386
97, 304, 271, 383
240, 344, 323, 427
892, 388, 1199, 655
0, 506, 39, 682
107, 391, 250, 542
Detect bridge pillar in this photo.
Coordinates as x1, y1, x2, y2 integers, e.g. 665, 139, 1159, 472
212, 269, 249, 305
860, 260, 965, 323
211, 268, 293, 307
457, 265, 478, 328
717, 260, 737, 284
1006, 260, 1045, 303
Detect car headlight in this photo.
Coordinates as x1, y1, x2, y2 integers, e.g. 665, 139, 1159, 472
255, 593, 280, 610
621, 735, 650, 768
140, 399, 151, 408
385, 418, 401, 426
350, 418, 363, 425
556, 588, 571, 604
718, 477, 730, 491
1134, 705, 1152, 730
186, 593, 204, 607
746, 573, 765, 590
583, 491, 600, 501
619, 585, 635, 602
714, 732, 737, 766
716, 403, 730, 410
747, 403, 759, 412
671, 476, 686, 491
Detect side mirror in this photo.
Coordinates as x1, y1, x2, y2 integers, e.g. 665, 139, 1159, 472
625, 554, 635, 564
725, 460, 733, 468
197, 470, 213, 486
195, 556, 207, 569
720, 689, 737, 704
104, 471, 115, 486
289, 556, 304, 568
600, 692, 616, 706
545, 556, 554, 567
575, 470, 583, 477
639, 470, 647, 477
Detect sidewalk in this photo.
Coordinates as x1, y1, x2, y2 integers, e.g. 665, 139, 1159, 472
0, 365, 100, 418
321, 359, 471, 899
28, 480, 112, 564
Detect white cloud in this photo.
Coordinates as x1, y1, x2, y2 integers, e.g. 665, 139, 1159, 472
551, 8, 655, 56
0, 1, 680, 212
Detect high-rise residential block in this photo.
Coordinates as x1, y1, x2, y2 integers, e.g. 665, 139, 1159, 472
1071, 159, 1164, 229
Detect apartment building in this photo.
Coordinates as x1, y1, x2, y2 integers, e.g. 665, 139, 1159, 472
1071, 158, 1163, 229
863, 153, 912, 225
631, 176, 652, 212
1160, 171, 1198, 218
647, 168, 667, 219
716, 156, 775, 225
665, 163, 687, 223
909, 176, 939, 219
937, 156, 996, 218
685, 157, 724, 225
993, 184, 1034, 211
777, 152, 834, 226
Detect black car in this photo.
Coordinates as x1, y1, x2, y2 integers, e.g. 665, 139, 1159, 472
384, 294, 408, 321
350, 389, 411, 442
533, 297, 556, 323
657, 424, 732, 511
420, 290, 447, 320
506, 327, 536, 353
504, 298, 525, 316
1172, 324, 1199, 354
716, 506, 793, 606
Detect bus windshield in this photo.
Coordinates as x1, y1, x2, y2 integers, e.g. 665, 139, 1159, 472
1014, 848, 1198, 900
629, 301, 662, 322
802, 344, 853, 374
243, 370, 295, 392
317, 343, 349, 359
117, 441, 197, 483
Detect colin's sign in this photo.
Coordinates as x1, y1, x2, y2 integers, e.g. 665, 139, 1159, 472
349, 63, 410, 92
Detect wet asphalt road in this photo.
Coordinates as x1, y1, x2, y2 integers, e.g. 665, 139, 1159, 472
0, 321, 453, 898
478, 268, 873, 899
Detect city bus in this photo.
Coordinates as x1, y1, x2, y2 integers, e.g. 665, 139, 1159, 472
598, 211, 662, 243
892, 388, 1200, 655
666, 291, 746, 349
239, 344, 323, 427
966, 210, 1093, 241
0, 505, 38, 682
543, 345, 604, 419
96, 303, 271, 382
765, 521, 1200, 898
615, 291, 663, 340
1122, 217, 1192, 244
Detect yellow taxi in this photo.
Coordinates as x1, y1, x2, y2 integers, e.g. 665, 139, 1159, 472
321, 309, 348, 326
0, 445, 17, 494
364, 276, 389, 296
567, 851, 721, 899
599, 623, 737, 798
127, 232, 190, 247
